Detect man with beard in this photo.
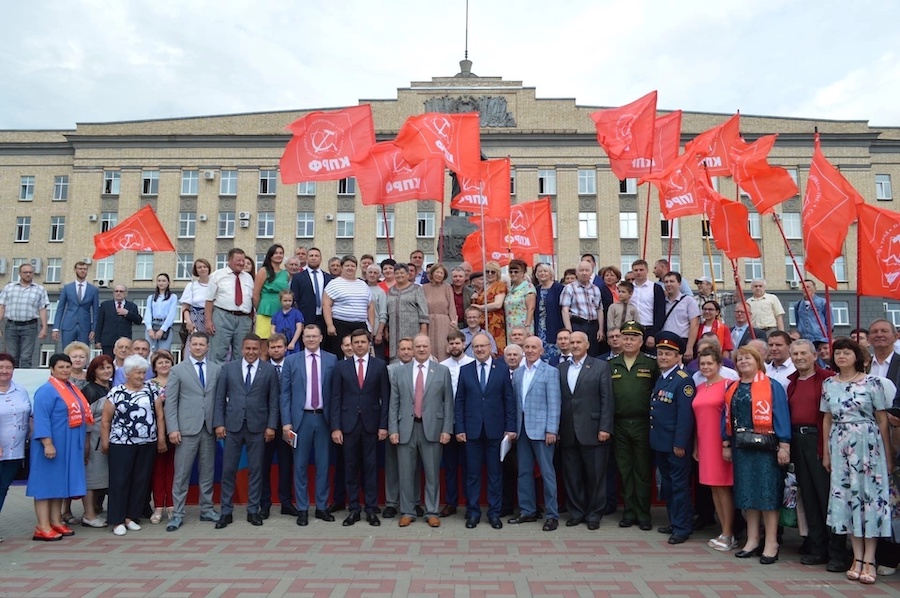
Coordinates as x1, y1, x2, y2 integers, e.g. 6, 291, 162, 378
438, 330, 474, 517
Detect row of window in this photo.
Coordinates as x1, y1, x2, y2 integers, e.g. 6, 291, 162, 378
15, 216, 66, 242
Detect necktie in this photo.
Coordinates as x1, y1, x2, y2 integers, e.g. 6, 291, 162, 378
245, 363, 253, 389
197, 361, 205, 388
77, 283, 84, 302
117, 301, 122, 310
414, 364, 425, 418
357, 358, 365, 388
479, 362, 487, 392
234, 271, 243, 308
312, 270, 321, 309
310, 353, 320, 409
275, 364, 281, 378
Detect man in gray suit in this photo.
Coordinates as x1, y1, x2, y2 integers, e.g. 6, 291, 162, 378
388, 334, 453, 528
558, 331, 615, 530
213, 334, 280, 529
510, 336, 562, 531
383, 337, 421, 519
164, 332, 222, 531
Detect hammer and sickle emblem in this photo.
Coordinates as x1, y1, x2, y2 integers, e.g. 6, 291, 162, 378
311, 128, 338, 154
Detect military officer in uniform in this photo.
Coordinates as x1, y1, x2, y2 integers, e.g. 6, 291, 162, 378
609, 321, 659, 530
650, 331, 695, 545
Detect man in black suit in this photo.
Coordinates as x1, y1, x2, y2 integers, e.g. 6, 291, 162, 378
213, 334, 280, 528
868, 319, 900, 405
290, 247, 332, 331
95, 284, 143, 356
330, 329, 389, 527
259, 333, 297, 518
730, 303, 767, 349
558, 330, 615, 530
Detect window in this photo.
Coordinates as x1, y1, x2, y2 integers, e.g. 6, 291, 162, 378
669, 255, 682, 275
12, 258, 29, 270
259, 170, 277, 195
551, 212, 558, 239
336, 212, 355, 238
702, 254, 724, 282
833, 256, 848, 282
178, 212, 196, 238
660, 216, 680, 239
134, 298, 147, 319
884, 302, 900, 327
709, 177, 720, 192
376, 212, 395, 238
831, 301, 850, 326
220, 170, 238, 195
257, 211, 275, 238
538, 169, 557, 195
744, 258, 763, 282
619, 178, 637, 195
578, 212, 597, 238
100, 212, 118, 233
215, 253, 227, 270
785, 256, 805, 282
297, 181, 316, 196
748, 211, 761, 239
876, 174, 893, 201
578, 169, 596, 195
15, 217, 30, 242
510, 169, 516, 195
620, 254, 638, 277
175, 253, 193, 280
417, 212, 435, 238
296, 212, 315, 238
181, 171, 199, 196
619, 212, 638, 239
701, 218, 712, 238
135, 254, 154, 280
786, 168, 799, 195
338, 177, 357, 196
95, 257, 115, 281
780, 212, 802, 239
141, 170, 159, 195
217, 211, 235, 238
103, 171, 121, 195
45, 258, 62, 284
19, 176, 35, 201
49, 216, 65, 242
53, 176, 68, 201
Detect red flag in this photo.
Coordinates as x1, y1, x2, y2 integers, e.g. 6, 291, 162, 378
802, 133, 864, 288
352, 142, 445, 206
470, 198, 554, 255
858, 203, 900, 299
702, 184, 760, 260
590, 91, 657, 160
461, 232, 512, 271
608, 110, 682, 180
279, 105, 375, 183
394, 113, 482, 178
684, 113, 740, 176
641, 151, 713, 219
93, 205, 175, 260
730, 134, 798, 214
451, 158, 511, 219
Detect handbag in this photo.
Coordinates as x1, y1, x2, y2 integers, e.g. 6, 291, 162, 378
151, 318, 170, 341
733, 427, 778, 451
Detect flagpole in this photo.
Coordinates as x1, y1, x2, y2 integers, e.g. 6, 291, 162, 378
731, 259, 755, 340
772, 213, 828, 340
825, 286, 833, 348
666, 220, 674, 267
641, 184, 653, 261
381, 205, 393, 260
438, 195, 446, 263
479, 180, 488, 323
856, 225, 861, 332
705, 233, 716, 294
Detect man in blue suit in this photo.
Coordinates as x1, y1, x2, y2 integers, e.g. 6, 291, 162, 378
455, 332, 517, 529
290, 248, 332, 332
510, 336, 561, 531
52, 261, 99, 348
330, 329, 389, 527
279, 324, 337, 526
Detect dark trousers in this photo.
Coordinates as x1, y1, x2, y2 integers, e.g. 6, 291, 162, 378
570, 317, 600, 357
614, 419, 652, 522
108, 443, 156, 527
502, 441, 517, 513
330, 442, 346, 506
563, 442, 609, 523
792, 429, 848, 562
0, 459, 23, 512
327, 317, 367, 358
442, 435, 465, 507
342, 422, 378, 514
464, 433, 503, 519
261, 421, 295, 509
220, 424, 266, 515
656, 450, 693, 537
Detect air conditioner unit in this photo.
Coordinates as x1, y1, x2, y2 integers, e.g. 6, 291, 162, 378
82, 258, 92, 265
30, 258, 42, 275
97, 279, 109, 288
203, 170, 216, 180
88, 214, 98, 222
198, 214, 208, 222
789, 280, 800, 289
0, 258, 7, 275
324, 213, 335, 221
239, 220, 250, 228
238, 211, 251, 220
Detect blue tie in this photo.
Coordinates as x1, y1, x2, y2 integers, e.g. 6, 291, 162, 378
479, 362, 487, 392
197, 361, 205, 388
245, 363, 253, 389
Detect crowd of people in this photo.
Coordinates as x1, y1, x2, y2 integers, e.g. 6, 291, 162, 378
0, 247, 899, 584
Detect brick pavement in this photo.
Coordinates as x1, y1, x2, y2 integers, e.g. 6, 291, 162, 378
1, 485, 898, 597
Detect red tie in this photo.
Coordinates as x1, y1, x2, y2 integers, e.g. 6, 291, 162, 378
234, 271, 243, 308
357, 358, 365, 389
414, 364, 425, 418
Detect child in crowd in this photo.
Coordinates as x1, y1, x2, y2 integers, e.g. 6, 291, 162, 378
270, 289, 304, 353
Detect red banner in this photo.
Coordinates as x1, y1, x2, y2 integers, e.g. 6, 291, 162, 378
279, 105, 375, 183
451, 158, 511, 219
703, 188, 760, 260
471, 197, 554, 256
461, 232, 513, 271
641, 151, 713, 219
730, 134, 798, 214
684, 113, 740, 177
858, 203, 900, 299
394, 113, 482, 178
590, 91, 657, 160
352, 142, 445, 206
93, 205, 175, 260
608, 110, 682, 180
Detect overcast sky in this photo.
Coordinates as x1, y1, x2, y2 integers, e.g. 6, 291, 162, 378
1, 0, 898, 129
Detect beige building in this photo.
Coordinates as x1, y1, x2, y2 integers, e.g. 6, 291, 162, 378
1, 62, 898, 361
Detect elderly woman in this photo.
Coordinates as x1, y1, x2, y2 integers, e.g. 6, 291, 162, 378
27, 354, 92, 541
64, 341, 91, 390
322, 255, 375, 358
252, 244, 289, 348
149, 350, 176, 524
181, 259, 212, 335
144, 273, 178, 352
101, 355, 166, 536
365, 264, 388, 359
504, 259, 535, 339
385, 264, 429, 362
81, 355, 115, 528
0, 352, 31, 541
822, 338, 893, 584
533, 263, 564, 358
471, 261, 507, 353
423, 263, 457, 360
723, 345, 790, 565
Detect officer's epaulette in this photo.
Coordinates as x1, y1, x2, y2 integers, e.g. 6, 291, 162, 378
676, 370, 690, 379
642, 352, 656, 359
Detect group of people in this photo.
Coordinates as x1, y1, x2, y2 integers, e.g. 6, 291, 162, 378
1, 247, 898, 585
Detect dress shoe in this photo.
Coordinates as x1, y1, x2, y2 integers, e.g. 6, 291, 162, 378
247, 513, 264, 526
465, 517, 479, 529
566, 517, 583, 527
508, 513, 538, 524
759, 551, 779, 565
51, 524, 75, 537
414, 506, 425, 517
32, 527, 63, 541
638, 521, 652, 531
166, 516, 183, 531
801, 554, 828, 566
326, 503, 345, 514
382, 506, 397, 519
498, 508, 514, 518
542, 518, 558, 532
367, 513, 381, 526
296, 511, 309, 526
427, 516, 441, 528
280, 504, 300, 517
215, 514, 233, 529
586, 521, 600, 531
200, 510, 220, 522
259, 508, 270, 520
827, 558, 851, 573
657, 525, 673, 534
668, 534, 689, 544
343, 511, 361, 526
735, 546, 763, 559
618, 518, 635, 528
315, 509, 335, 522
439, 505, 458, 517
798, 537, 811, 555
489, 517, 503, 529
398, 516, 414, 527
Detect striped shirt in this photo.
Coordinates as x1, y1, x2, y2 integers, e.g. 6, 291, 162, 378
0, 281, 49, 322
324, 277, 372, 322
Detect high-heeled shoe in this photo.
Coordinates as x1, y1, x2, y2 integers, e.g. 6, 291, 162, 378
860, 561, 877, 584
847, 559, 862, 581
150, 508, 163, 524
735, 545, 763, 558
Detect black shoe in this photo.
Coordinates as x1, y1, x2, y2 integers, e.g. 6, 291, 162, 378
439, 505, 458, 517
735, 546, 762, 559
342, 511, 361, 526
374, 506, 381, 514
247, 512, 263, 526
668, 534, 689, 544
215, 514, 233, 529
618, 518, 635, 528
498, 508, 514, 518
414, 505, 425, 517
281, 504, 300, 517
586, 521, 600, 530
315, 509, 335, 522
638, 521, 652, 531
367, 513, 381, 527
296, 511, 309, 526
508, 513, 538, 524
489, 517, 503, 529
566, 517, 583, 527
801, 554, 828, 566
759, 551, 779, 565
798, 537, 811, 555
658, 525, 673, 534
542, 518, 558, 532
259, 508, 270, 520
326, 503, 345, 514
465, 517, 479, 529
382, 506, 397, 519
826, 558, 850, 572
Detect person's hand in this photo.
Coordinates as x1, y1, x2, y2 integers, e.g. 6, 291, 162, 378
722, 447, 732, 462
264, 428, 275, 443
684, 349, 694, 362
692, 448, 699, 461
44, 443, 56, 459
545, 433, 557, 445
439, 432, 451, 445
389, 433, 399, 445
101, 441, 109, 455
598, 431, 610, 442
822, 453, 830, 472
889, 414, 900, 427
52, 331, 60, 342
88, 331, 95, 341
505, 432, 517, 441
327, 325, 337, 337
215, 426, 226, 440
168, 431, 182, 445
674, 447, 685, 458
378, 428, 388, 441
205, 319, 216, 336
646, 336, 656, 349
287, 343, 295, 351
157, 439, 168, 453
38, 326, 47, 340
777, 446, 790, 467
331, 430, 343, 445
282, 426, 294, 444
456, 433, 467, 443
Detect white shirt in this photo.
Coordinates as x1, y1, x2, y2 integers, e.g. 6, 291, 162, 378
474, 357, 492, 388
871, 352, 894, 378
207, 267, 253, 312
353, 354, 370, 381
412, 359, 431, 388
631, 279, 655, 326
304, 349, 324, 410
441, 354, 475, 395
307, 269, 325, 315
521, 360, 539, 408
567, 356, 585, 394
242, 359, 260, 386
766, 359, 796, 390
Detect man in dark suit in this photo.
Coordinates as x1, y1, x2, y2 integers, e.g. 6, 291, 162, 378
868, 319, 900, 406
280, 324, 337, 526
330, 329, 389, 527
52, 261, 99, 349
290, 247, 332, 331
455, 333, 517, 529
558, 330, 615, 530
259, 333, 297, 518
213, 334, 280, 529
95, 284, 142, 356
731, 303, 767, 349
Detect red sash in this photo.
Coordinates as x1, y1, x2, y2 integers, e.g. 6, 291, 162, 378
49, 377, 94, 428
724, 371, 774, 435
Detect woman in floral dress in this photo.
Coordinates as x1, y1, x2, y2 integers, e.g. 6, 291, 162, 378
504, 259, 536, 339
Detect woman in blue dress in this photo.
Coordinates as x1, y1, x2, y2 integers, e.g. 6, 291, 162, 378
532, 262, 563, 361
27, 354, 92, 541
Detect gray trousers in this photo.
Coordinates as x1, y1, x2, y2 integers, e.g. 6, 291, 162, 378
385, 438, 422, 508
172, 429, 216, 518
4, 320, 37, 368
220, 423, 266, 515
397, 421, 442, 518
210, 309, 251, 364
